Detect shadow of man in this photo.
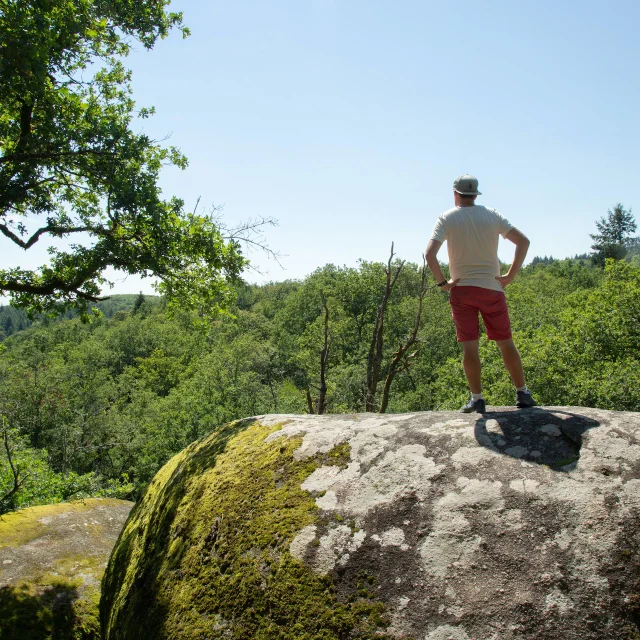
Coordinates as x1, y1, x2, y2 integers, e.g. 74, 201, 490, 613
474, 408, 600, 472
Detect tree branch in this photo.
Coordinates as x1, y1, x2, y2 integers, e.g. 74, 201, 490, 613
16, 102, 34, 156
365, 242, 405, 411
0, 222, 95, 249
379, 258, 428, 413
0, 417, 30, 507
217, 215, 284, 268
1, 262, 106, 300
0, 149, 117, 165
317, 292, 331, 415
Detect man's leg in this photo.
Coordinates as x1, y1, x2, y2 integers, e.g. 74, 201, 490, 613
450, 289, 484, 412
459, 340, 485, 413
461, 340, 482, 394
495, 338, 525, 388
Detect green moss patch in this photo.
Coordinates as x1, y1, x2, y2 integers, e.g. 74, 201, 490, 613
101, 420, 392, 639
0, 499, 123, 549
0, 580, 99, 640
0, 498, 132, 639
322, 441, 352, 470
0, 567, 101, 640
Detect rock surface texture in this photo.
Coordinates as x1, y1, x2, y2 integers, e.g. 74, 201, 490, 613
0, 498, 133, 639
101, 408, 640, 640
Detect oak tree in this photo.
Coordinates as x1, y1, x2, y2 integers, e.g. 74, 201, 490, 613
0, 0, 246, 315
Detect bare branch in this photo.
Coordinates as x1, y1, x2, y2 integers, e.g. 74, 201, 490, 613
379, 258, 429, 413
365, 242, 405, 412
216, 214, 284, 268
0, 417, 30, 507
317, 292, 330, 415
223, 217, 277, 236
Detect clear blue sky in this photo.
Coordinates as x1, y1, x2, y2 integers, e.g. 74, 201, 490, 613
6, 0, 640, 295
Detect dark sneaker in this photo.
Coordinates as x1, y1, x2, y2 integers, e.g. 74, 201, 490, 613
460, 398, 486, 413
516, 390, 537, 408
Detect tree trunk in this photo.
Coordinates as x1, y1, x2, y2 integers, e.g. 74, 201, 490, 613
379, 259, 428, 413
0, 418, 28, 508
306, 389, 315, 414
317, 293, 330, 415
365, 243, 404, 411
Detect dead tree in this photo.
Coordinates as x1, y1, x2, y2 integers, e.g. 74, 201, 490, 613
379, 258, 429, 413
365, 243, 405, 412
306, 292, 332, 415
0, 417, 30, 508
316, 292, 330, 414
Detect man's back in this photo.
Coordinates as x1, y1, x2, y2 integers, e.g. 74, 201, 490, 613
431, 204, 513, 291
425, 174, 536, 413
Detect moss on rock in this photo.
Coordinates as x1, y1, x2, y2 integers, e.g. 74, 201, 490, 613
0, 577, 100, 640
101, 419, 393, 639
0, 499, 124, 549
0, 498, 132, 639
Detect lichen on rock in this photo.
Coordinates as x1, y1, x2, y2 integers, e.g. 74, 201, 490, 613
101, 418, 394, 639
101, 408, 640, 639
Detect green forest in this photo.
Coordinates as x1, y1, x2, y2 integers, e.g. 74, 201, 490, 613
3, 4, 640, 640
2, 251, 640, 515
1, 0, 639, 518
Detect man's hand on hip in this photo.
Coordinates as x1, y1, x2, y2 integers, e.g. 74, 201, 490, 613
442, 278, 461, 292
495, 273, 515, 289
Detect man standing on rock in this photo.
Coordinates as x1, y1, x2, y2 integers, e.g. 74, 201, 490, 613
425, 174, 537, 413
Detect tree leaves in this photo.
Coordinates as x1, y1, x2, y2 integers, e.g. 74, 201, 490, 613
0, 0, 243, 316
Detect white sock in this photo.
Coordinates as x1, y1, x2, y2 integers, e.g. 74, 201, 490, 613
516, 386, 529, 393
471, 392, 483, 401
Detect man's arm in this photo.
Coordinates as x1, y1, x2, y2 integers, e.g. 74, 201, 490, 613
495, 227, 530, 289
425, 239, 459, 292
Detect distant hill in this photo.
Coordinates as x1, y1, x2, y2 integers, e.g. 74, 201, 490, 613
0, 294, 160, 341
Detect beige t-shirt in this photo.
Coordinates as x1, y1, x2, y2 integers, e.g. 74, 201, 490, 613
430, 205, 514, 292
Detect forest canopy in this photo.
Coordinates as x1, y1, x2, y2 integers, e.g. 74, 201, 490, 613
1, 0, 639, 517
2, 254, 639, 514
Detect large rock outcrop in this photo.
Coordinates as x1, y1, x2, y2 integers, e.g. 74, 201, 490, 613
101, 408, 640, 639
0, 498, 133, 639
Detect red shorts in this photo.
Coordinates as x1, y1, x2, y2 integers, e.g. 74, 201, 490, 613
449, 286, 512, 342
